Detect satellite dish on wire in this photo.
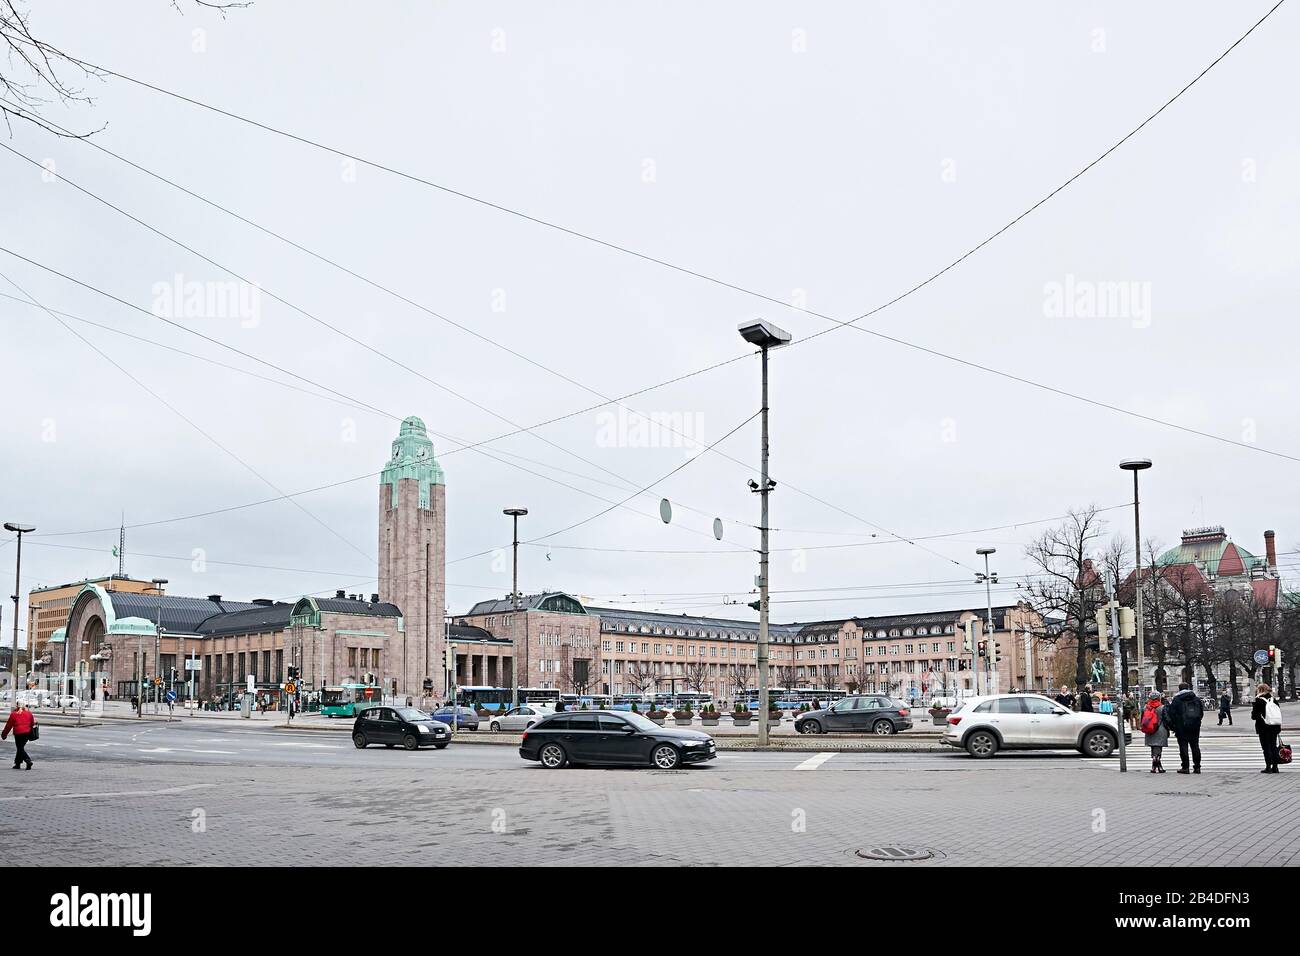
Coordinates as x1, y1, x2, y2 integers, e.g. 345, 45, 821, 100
713, 518, 724, 541
659, 498, 672, 524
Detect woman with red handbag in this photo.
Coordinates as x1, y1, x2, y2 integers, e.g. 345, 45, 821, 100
1251, 682, 1284, 774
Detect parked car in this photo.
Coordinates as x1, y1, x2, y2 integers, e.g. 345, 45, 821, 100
430, 705, 479, 731
352, 706, 451, 750
795, 695, 913, 735
941, 693, 1131, 759
520, 709, 716, 769
489, 704, 554, 732
55, 694, 80, 708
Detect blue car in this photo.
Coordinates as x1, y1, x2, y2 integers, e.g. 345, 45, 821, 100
431, 705, 479, 730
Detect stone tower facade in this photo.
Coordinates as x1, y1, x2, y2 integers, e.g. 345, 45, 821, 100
378, 416, 446, 698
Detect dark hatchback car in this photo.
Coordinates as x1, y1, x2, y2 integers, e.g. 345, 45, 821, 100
352, 706, 451, 750
520, 710, 716, 769
794, 695, 912, 735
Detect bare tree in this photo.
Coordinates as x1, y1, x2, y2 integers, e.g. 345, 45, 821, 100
1022, 507, 1109, 693
683, 660, 709, 696
558, 655, 597, 697
728, 663, 753, 702
623, 661, 654, 700
0, 1, 246, 136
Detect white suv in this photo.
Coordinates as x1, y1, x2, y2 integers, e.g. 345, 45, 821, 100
942, 693, 1127, 759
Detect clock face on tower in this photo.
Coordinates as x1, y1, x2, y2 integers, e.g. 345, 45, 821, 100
393, 446, 401, 460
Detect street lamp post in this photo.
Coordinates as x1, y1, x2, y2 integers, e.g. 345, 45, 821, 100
976, 548, 997, 694
151, 578, 167, 717
1119, 459, 1152, 695
739, 319, 792, 748
503, 508, 528, 710
5, 522, 35, 701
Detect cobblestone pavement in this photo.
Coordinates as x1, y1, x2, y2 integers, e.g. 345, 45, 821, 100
3, 735, 1296, 866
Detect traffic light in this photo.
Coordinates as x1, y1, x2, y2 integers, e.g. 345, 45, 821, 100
287, 666, 298, 680
993, 641, 1003, 664
1095, 607, 1109, 652
1119, 607, 1136, 640
962, 619, 974, 654
977, 640, 987, 658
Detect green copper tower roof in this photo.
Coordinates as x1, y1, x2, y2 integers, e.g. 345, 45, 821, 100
381, 416, 445, 509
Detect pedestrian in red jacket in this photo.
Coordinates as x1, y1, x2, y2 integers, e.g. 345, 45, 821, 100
2, 701, 35, 770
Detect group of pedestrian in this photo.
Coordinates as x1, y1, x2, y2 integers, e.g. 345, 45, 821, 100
1140, 682, 1286, 774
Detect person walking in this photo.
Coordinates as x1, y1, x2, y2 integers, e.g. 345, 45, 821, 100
1078, 685, 1094, 713
1140, 692, 1168, 773
1054, 685, 1074, 709
1218, 690, 1233, 727
1251, 682, 1283, 774
1166, 682, 1203, 774
2, 700, 36, 770
1123, 692, 1139, 731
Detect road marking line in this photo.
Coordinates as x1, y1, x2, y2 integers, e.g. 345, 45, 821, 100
137, 747, 238, 755
794, 752, 836, 771
0, 783, 212, 802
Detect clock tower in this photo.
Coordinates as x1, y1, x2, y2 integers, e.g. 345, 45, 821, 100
378, 416, 446, 699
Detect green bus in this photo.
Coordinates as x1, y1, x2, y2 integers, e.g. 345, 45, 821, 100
320, 682, 382, 718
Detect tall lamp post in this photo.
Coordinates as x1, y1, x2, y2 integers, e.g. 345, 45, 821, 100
151, 578, 167, 717
5, 522, 35, 700
503, 508, 527, 709
975, 548, 998, 695
1119, 460, 1152, 695
739, 319, 792, 748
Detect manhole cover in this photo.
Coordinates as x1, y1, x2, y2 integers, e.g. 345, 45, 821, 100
855, 845, 936, 861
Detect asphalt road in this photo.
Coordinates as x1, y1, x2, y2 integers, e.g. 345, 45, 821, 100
5, 718, 1295, 867
27, 717, 1102, 770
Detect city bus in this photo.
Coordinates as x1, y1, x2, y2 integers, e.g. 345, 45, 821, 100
455, 686, 563, 711
744, 687, 846, 710
557, 693, 611, 711
320, 682, 382, 718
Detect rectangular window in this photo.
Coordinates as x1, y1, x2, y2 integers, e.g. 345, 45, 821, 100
348, 647, 357, 669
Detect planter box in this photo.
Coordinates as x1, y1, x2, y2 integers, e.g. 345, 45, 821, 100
730, 714, 752, 726
649, 716, 666, 726
673, 717, 694, 727
701, 717, 720, 727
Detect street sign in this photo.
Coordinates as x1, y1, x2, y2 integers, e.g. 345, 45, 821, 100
185, 659, 202, 671
165, 690, 176, 703
285, 682, 296, 694
1254, 649, 1270, 666
246, 674, 256, 692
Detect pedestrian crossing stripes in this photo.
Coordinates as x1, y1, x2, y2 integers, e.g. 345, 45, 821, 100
1100, 736, 1286, 772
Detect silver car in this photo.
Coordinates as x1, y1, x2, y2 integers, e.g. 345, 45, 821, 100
942, 693, 1130, 758
489, 705, 554, 732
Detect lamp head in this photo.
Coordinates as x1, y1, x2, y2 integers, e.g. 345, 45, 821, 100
737, 319, 792, 350
1119, 459, 1152, 472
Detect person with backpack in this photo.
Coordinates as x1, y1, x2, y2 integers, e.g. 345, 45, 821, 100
1078, 684, 1094, 713
1165, 682, 1203, 774
1141, 691, 1168, 773
1251, 682, 1283, 774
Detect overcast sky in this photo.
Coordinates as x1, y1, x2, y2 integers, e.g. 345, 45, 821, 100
2, 0, 1297, 646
